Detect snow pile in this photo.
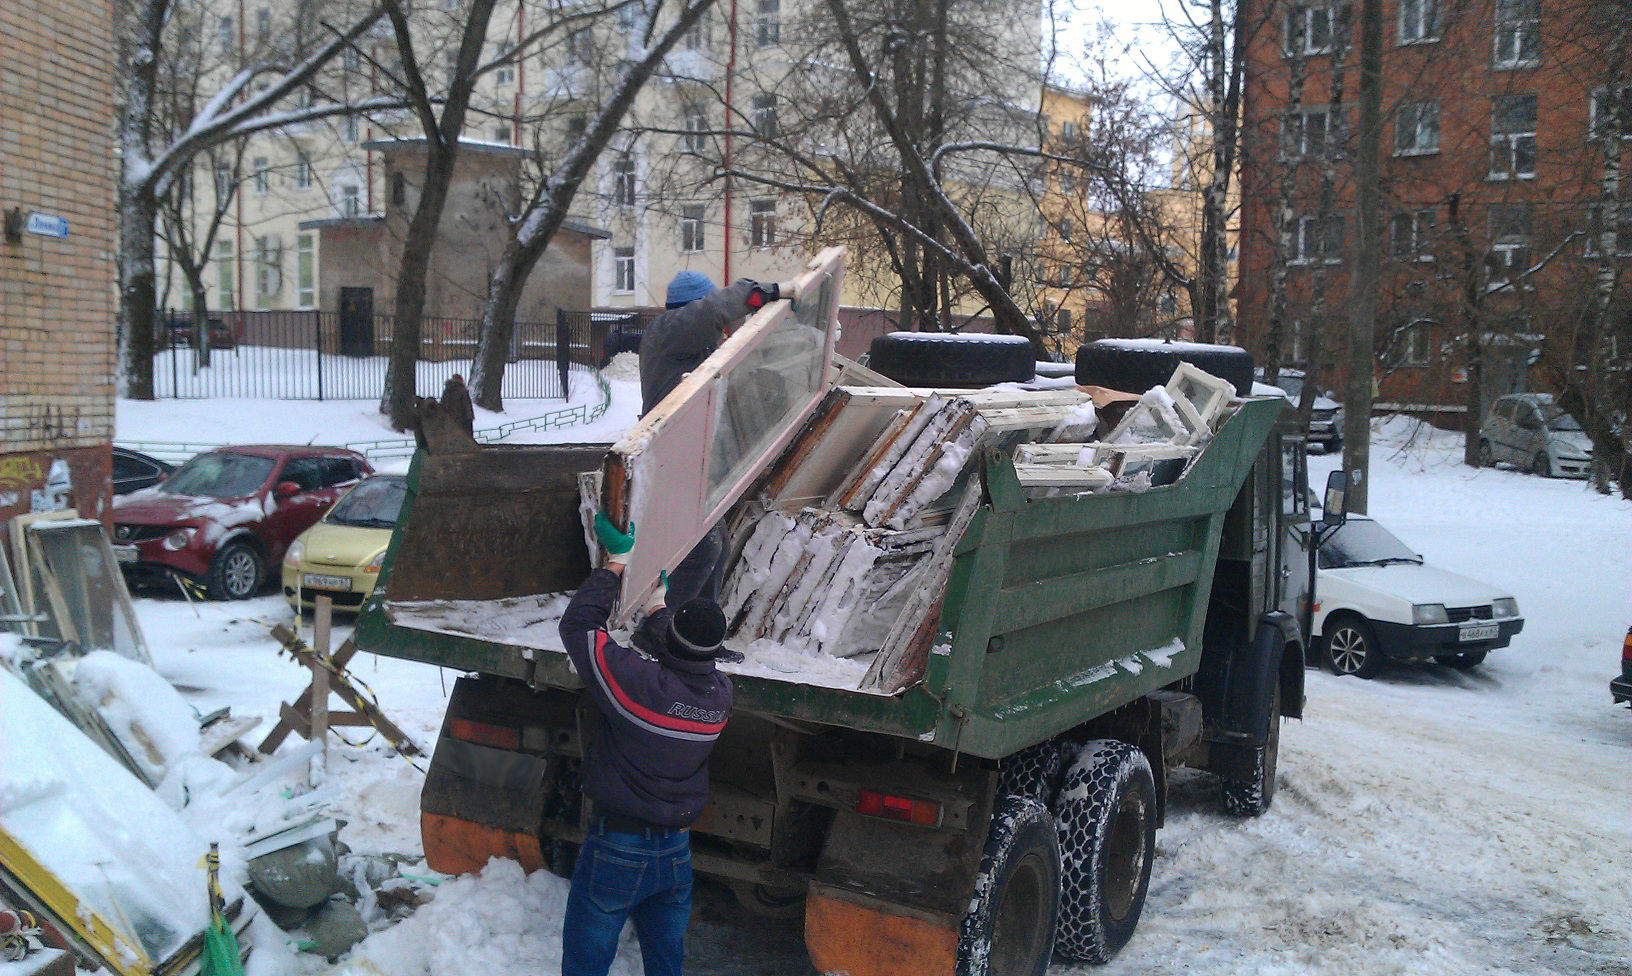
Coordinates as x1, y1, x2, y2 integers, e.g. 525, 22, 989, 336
72, 649, 202, 782
602, 351, 641, 382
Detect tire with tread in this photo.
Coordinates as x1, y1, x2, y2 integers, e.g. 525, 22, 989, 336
1325, 615, 1383, 679
1220, 677, 1281, 817
207, 541, 265, 600
868, 332, 1036, 388
996, 739, 1073, 807
1435, 650, 1488, 669
956, 794, 1061, 976
1051, 740, 1157, 964
1075, 339, 1255, 396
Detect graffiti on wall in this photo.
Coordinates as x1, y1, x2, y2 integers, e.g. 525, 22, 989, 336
0, 448, 106, 527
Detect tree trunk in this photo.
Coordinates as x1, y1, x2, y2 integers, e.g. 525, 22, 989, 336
470, 244, 526, 410
1342, 0, 1383, 514
188, 277, 210, 373
1447, 197, 1487, 468
118, 185, 159, 400
381, 154, 456, 429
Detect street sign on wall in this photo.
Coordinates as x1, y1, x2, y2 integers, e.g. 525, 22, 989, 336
24, 213, 68, 238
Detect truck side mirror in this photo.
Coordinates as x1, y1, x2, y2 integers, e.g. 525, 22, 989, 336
1320, 471, 1348, 527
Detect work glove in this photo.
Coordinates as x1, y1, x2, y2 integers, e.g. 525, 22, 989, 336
594, 513, 635, 557
644, 569, 669, 613
775, 279, 804, 306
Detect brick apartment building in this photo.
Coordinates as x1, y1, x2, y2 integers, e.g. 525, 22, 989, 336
1236, 0, 1628, 420
0, 0, 118, 530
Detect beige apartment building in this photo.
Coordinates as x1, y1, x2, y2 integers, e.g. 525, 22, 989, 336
0, 0, 118, 530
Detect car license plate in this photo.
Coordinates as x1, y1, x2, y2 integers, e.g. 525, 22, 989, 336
302, 573, 351, 592
113, 545, 139, 564
1459, 623, 1498, 642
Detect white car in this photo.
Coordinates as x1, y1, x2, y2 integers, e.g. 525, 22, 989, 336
1314, 517, 1524, 678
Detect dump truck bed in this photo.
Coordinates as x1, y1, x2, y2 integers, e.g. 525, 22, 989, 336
354, 393, 1283, 761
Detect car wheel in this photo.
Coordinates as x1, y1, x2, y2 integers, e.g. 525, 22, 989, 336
207, 542, 265, 600
1478, 439, 1494, 467
1220, 678, 1280, 817
1052, 740, 1156, 964
1529, 452, 1550, 477
868, 332, 1037, 388
1434, 650, 1488, 670
1325, 617, 1382, 679
956, 794, 1060, 976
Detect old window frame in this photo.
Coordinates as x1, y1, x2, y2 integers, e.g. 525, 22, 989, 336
612, 152, 637, 207
679, 203, 706, 253
1398, 0, 1439, 44
1490, 93, 1537, 180
749, 198, 776, 248
1492, 0, 1539, 69
613, 246, 636, 293
1394, 100, 1439, 155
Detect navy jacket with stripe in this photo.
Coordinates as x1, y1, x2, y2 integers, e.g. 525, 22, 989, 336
560, 568, 734, 828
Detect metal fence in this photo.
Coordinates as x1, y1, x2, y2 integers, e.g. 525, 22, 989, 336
152, 309, 602, 400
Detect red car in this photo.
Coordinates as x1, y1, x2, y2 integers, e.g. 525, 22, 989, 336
112, 445, 373, 599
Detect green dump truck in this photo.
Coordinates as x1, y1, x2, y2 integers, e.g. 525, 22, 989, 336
354, 336, 1325, 976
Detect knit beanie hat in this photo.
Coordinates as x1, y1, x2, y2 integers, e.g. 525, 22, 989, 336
668, 599, 727, 660
666, 270, 716, 309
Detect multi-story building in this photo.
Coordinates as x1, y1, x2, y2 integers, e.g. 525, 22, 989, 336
163, 0, 1058, 339
1236, 0, 1628, 415
0, 0, 118, 530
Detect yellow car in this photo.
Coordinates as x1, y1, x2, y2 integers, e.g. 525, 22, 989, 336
282, 474, 406, 611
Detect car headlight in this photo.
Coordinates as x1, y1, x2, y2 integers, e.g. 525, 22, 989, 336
161, 528, 195, 551
1413, 603, 1449, 625
363, 549, 386, 573
284, 539, 305, 566
1492, 598, 1519, 618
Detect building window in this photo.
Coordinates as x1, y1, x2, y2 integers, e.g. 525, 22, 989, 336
752, 94, 778, 139
1398, 322, 1433, 366
293, 153, 312, 190
342, 115, 358, 143
568, 28, 593, 65
218, 16, 234, 56
1283, 107, 1341, 158
338, 183, 361, 218
614, 246, 635, 293
251, 156, 269, 194
756, 0, 780, 47
1059, 169, 1076, 194
1061, 120, 1079, 142
492, 124, 512, 143
495, 62, 515, 85
255, 7, 271, 43
1056, 264, 1072, 287
213, 161, 233, 199
1283, 3, 1337, 57
680, 204, 706, 253
1585, 204, 1632, 257
1590, 85, 1631, 140
750, 199, 776, 247
1058, 217, 1073, 242
1388, 208, 1435, 259
612, 152, 636, 207
1394, 101, 1439, 155
684, 12, 709, 51
1486, 204, 1531, 289
215, 240, 235, 310
683, 102, 707, 152
1291, 213, 1343, 264
1493, 0, 1539, 69
1490, 93, 1537, 180
1398, 0, 1438, 43
295, 233, 316, 308
254, 235, 281, 305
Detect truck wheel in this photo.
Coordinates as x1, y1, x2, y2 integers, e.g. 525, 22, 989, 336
1434, 650, 1488, 669
996, 740, 1072, 806
207, 541, 264, 600
956, 795, 1060, 976
1324, 616, 1382, 679
867, 332, 1036, 389
1074, 339, 1255, 397
729, 881, 806, 919
1052, 741, 1156, 963
1220, 679, 1280, 817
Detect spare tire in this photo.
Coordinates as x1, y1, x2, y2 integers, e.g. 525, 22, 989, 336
868, 331, 1036, 388
1075, 339, 1254, 396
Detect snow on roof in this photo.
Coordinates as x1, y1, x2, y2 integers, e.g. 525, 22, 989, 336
1096, 338, 1248, 354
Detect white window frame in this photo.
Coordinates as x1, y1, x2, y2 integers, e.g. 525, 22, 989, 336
213, 162, 233, 200
567, 28, 593, 65
1490, 93, 1537, 180
684, 11, 709, 51
1486, 206, 1531, 290
752, 94, 778, 139
1398, 0, 1439, 44
251, 156, 269, 195
756, 0, 779, 47
1400, 322, 1433, 366
683, 102, 707, 152
749, 198, 776, 248
680, 204, 706, 253
1389, 208, 1435, 261
1394, 101, 1439, 156
495, 60, 515, 85
295, 233, 316, 308
254, 234, 281, 306
1284, 107, 1339, 159
338, 183, 361, 218
1284, 3, 1337, 57
612, 152, 636, 208
1291, 214, 1343, 265
293, 153, 311, 190
1493, 0, 1539, 69
613, 246, 636, 293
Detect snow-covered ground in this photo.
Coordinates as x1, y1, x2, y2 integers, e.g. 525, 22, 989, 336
115, 385, 1630, 976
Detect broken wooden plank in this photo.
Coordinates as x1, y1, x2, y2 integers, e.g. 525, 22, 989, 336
978, 404, 1101, 432
833, 398, 934, 511
1013, 464, 1115, 489
1013, 443, 1090, 465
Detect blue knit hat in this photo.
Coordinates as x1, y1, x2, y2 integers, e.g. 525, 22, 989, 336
666, 271, 716, 309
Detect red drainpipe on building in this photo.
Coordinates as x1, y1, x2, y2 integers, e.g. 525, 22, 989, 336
723, 0, 738, 283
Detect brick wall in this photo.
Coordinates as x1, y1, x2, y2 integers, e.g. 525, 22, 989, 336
0, 0, 117, 526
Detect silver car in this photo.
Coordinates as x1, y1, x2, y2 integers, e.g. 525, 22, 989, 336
1479, 393, 1593, 478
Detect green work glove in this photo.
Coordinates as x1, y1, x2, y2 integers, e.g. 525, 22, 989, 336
594, 513, 635, 557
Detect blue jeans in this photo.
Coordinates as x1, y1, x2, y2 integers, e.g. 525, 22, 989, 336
561, 825, 693, 976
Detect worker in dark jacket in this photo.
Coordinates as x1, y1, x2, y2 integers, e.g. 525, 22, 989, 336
640, 271, 802, 615
558, 514, 733, 976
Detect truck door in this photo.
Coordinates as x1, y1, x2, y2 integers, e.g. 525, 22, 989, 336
1277, 436, 1312, 639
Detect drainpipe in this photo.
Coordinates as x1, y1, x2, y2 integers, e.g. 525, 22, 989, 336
723, 0, 738, 284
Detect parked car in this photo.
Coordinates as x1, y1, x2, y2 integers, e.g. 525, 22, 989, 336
282, 474, 407, 612
111, 446, 373, 600
158, 311, 237, 351
1314, 516, 1524, 678
1258, 368, 1342, 451
1613, 626, 1632, 710
111, 446, 173, 495
1479, 392, 1593, 478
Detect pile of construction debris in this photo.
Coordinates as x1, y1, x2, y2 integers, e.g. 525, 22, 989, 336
715, 363, 1238, 669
